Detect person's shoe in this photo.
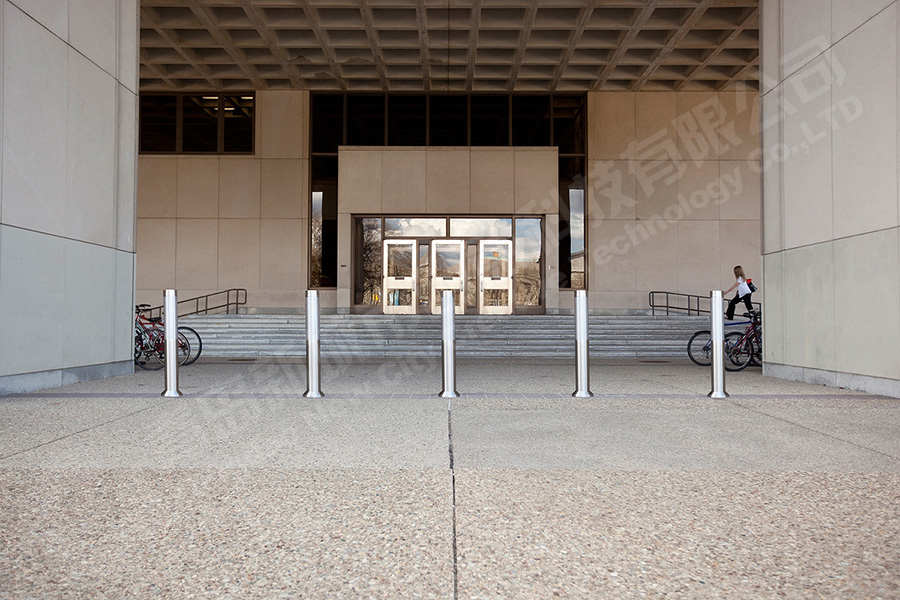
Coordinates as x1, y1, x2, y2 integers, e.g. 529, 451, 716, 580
724, 313, 732, 320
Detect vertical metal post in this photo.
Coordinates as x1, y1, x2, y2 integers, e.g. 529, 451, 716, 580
573, 290, 594, 398
708, 290, 729, 398
304, 290, 324, 398
161, 289, 183, 398
440, 290, 459, 399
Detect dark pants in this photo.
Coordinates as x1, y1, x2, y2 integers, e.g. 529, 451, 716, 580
725, 293, 753, 319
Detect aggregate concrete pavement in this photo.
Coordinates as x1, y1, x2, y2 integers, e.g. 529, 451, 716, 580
1, 358, 898, 599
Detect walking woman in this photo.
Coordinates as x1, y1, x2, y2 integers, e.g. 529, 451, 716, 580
724, 265, 754, 320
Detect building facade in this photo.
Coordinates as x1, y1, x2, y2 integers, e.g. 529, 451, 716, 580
2, 0, 899, 397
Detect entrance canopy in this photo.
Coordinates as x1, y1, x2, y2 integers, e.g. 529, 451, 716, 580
139, 1, 759, 93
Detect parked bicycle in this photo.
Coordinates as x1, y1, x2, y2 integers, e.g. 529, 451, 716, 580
687, 310, 762, 371
134, 305, 202, 370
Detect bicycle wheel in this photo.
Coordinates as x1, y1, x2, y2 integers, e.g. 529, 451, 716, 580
135, 329, 164, 371
152, 331, 191, 368
687, 330, 713, 366
724, 331, 754, 371
178, 326, 203, 365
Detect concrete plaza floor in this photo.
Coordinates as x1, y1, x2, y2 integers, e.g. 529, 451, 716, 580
1, 358, 899, 599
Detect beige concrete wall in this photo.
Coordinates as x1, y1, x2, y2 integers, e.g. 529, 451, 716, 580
585, 91, 762, 312
337, 146, 559, 312
0, 0, 138, 389
135, 91, 310, 311
762, 0, 900, 395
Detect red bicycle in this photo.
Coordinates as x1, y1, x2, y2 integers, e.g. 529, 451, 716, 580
134, 305, 194, 370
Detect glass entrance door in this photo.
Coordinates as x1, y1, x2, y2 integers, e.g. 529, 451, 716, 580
383, 239, 417, 315
431, 240, 465, 315
478, 240, 513, 315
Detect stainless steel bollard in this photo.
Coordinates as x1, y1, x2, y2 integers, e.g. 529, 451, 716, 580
708, 290, 729, 398
439, 290, 459, 399
573, 290, 594, 398
304, 290, 324, 398
161, 289, 183, 398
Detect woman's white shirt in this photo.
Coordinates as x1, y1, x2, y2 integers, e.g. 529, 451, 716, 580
736, 276, 751, 297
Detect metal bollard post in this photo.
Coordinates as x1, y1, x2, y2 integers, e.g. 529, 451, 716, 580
439, 290, 459, 399
161, 289, 183, 398
304, 290, 324, 398
708, 290, 729, 398
573, 289, 594, 398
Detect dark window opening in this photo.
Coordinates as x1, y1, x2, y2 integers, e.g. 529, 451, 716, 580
429, 95, 468, 146
139, 93, 254, 154
312, 94, 344, 154
311, 157, 339, 288
513, 96, 551, 146
347, 95, 385, 146
139, 95, 177, 153
470, 95, 509, 146
388, 95, 426, 146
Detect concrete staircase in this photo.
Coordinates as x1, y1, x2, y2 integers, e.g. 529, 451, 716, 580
182, 314, 708, 359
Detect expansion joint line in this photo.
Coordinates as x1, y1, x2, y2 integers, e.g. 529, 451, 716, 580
447, 399, 459, 600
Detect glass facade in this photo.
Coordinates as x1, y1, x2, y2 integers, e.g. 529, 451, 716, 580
139, 93, 254, 154
310, 93, 586, 292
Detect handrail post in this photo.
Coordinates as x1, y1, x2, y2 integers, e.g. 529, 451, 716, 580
161, 289, 183, 398
708, 290, 729, 398
304, 290, 324, 398
439, 290, 459, 399
573, 290, 594, 398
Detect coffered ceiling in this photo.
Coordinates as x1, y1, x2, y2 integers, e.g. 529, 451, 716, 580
140, 0, 759, 93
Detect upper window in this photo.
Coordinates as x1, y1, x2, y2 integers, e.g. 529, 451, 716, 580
139, 93, 254, 154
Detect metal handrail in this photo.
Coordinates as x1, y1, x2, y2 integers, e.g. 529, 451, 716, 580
140, 289, 247, 319
648, 290, 761, 316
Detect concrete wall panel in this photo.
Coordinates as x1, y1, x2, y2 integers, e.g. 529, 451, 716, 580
136, 218, 175, 291
118, 0, 138, 93
471, 148, 514, 214
635, 218, 678, 294
14, 0, 66, 39
219, 158, 261, 218
761, 86, 784, 254
383, 150, 427, 214
832, 0, 894, 42
69, 0, 117, 75
833, 228, 900, 379
260, 159, 306, 219
175, 219, 218, 290
677, 161, 720, 221
260, 219, 305, 291
783, 242, 835, 371
589, 92, 635, 160
2, 7, 68, 237
218, 219, 260, 290
426, 149, 470, 213
177, 159, 219, 218
587, 160, 635, 222
589, 219, 637, 292
762, 252, 785, 364
782, 53, 834, 250
138, 158, 177, 218
514, 149, 557, 214
783, 0, 831, 80
832, 6, 899, 238
720, 161, 761, 222
63, 239, 116, 368
257, 91, 305, 159
339, 150, 383, 214
677, 220, 720, 295
116, 84, 138, 252
761, 0, 782, 93
67, 50, 117, 248
0, 226, 65, 376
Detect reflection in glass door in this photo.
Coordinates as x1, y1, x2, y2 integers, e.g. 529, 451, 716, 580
431, 240, 465, 314
383, 240, 417, 315
478, 240, 513, 315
